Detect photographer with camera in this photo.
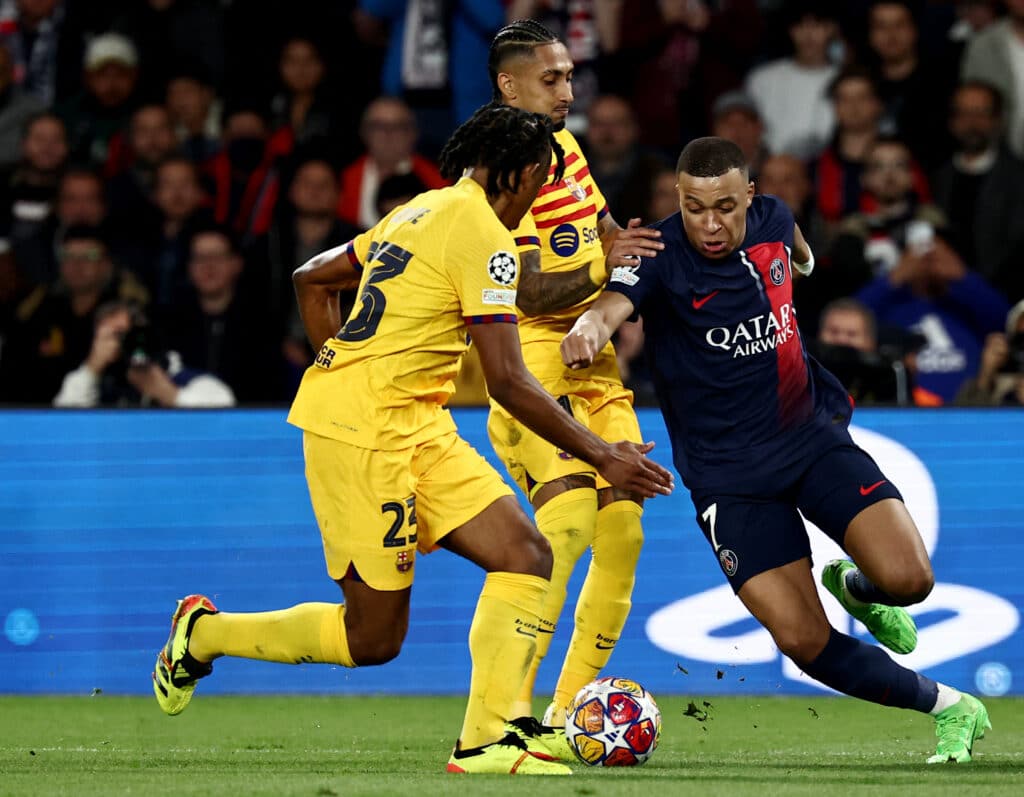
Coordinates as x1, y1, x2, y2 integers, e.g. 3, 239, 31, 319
956, 299, 1024, 406
53, 299, 235, 408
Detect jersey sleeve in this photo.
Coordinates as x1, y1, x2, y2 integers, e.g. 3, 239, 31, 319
509, 207, 541, 257
754, 195, 796, 250
446, 220, 520, 325
603, 255, 663, 317
346, 228, 375, 271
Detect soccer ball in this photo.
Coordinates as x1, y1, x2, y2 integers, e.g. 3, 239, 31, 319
564, 676, 661, 766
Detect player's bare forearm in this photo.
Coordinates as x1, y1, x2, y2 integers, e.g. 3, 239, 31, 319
792, 223, 813, 275
293, 244, 361, 350
561, 292, 636, 369
471, 321, 673, 496
516, 249, 601, 316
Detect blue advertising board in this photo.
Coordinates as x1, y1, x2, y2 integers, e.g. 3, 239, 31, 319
1, 408, 1021, 698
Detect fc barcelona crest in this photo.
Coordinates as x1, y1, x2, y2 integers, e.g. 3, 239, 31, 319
395, 551, 414, 573
565, 175, 587, 202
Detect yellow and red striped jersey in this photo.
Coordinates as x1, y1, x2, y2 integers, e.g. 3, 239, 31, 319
511, 127, 619, 383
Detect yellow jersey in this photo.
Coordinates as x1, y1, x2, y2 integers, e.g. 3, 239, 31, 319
511, 128, 619, 383
288, 177, 520, 449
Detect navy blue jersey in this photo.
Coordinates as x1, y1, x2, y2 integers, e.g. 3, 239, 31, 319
606, 195, 853, 494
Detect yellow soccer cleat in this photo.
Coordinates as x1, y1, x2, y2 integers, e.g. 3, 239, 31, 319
152, 594, 218, 716
447, 732, 572, 775
506, 715, 576, 762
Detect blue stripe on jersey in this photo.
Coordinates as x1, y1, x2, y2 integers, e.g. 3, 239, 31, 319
515, 236, 541, 248
465, 314, 518, 325
345, 241, 363, 272
597, 205, 609, 220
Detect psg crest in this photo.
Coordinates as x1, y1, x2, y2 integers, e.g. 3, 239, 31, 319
769, 258, 786, 286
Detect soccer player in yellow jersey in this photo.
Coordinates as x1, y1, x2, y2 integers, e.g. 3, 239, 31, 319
484, 20, 667, 759
150, 105, 673, 775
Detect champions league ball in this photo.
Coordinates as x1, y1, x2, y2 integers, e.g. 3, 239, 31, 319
564, 677, 661, 766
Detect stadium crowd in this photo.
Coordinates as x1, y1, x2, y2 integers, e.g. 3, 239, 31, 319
0, 0, 1022, 407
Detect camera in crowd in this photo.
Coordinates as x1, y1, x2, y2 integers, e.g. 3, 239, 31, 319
119, 320, 163, 369
1000, 332, 1024, 374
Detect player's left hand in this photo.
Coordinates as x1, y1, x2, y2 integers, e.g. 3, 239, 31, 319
561, 328, 599, 369
596, 440, 674, 497
605, 218, 663, 270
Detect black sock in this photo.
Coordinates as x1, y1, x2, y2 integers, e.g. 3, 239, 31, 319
846, 568, 901, 606
801, 627, 937, 712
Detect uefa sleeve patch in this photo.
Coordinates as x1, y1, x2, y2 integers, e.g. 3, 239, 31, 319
610, 265, 640, 286
481, 288, 516, 305
486, 250, 518, 286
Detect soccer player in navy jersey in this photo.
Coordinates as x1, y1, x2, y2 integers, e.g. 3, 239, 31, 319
560, 136, 991, 764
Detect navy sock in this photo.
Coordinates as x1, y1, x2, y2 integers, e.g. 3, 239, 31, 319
801, 627, 938, 712
846, 568, 901, 606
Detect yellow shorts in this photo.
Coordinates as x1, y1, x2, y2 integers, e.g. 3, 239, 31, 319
302, 430, 514, 591
487, 377, 642, 497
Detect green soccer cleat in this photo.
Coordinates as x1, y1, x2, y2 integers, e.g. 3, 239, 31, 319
447, 732, 572, 774
821, 559, 918, 654
152, 594, 218, 716
927, 694, 991, 764
505, 715, 576, 762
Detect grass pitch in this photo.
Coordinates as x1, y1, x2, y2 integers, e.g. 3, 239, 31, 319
1, 695, 1021, 796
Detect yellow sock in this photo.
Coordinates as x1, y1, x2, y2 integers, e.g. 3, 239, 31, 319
190, 602, 355, 667
508, 488, 596, 719
460, 572, 549, 749
552, 500, 643, 716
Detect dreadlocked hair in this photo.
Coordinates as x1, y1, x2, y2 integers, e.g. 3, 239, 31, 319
439, 104, 565, 197
488, 19, 559, 101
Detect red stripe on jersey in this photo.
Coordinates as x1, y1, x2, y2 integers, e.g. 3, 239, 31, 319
465, 314, 518, 325
344, 241, 363, 272
515, 235, 541, 247
549, 152, 579, 174
533, 184, 594, 214
534, 204, 596, 229
570, 164, 590, 183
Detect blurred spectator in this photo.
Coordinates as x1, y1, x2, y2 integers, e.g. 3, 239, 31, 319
143, 155, 211, 309
0, 41, 43, 169
159, 225, 284, 403
856, 231, 1009, 402
165, 66, 220, 163
110, 0, 225, 103
757, 153, 825, 250
106, 103, 178, 232
53, 298, 234, 407
956, 299, 1024, 405
269, 36, 341, 161
2, 111, 66, 261
583, 94, 669, 223
203, 105, 283, 243
253, 157, 358, 377
710, 91, 768, 179
374, 171, 426, 218
932, 80, 1024, 298
867, 0, 956, 168
613, 316, 657, 405
58, 32, 139, 167
745, 3, 838, 159
338, 96, 445, 230
356, 0, 504, 154
961, 0, 1024, 158
615, 0, 708, 152
0, 223, 149, 403
0, 0, 91, 106
646, 167, 679, 223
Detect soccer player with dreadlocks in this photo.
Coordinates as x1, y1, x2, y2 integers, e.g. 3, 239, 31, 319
479, 19, 665, 760
150, 104, 673, 775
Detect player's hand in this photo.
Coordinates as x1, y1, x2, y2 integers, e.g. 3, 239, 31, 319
561, 327, 600, 369
605, 218, 663, 271
595, 440, 674, 497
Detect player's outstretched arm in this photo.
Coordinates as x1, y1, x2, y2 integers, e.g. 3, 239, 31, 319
561, 292, 636, 370
292, 244, 363, 350
516, 217, 662, 316
792, 223, 814, 277
472, 320, 673, 498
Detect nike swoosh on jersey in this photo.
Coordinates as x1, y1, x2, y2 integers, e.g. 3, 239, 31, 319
859, 480, 887, 496
595, 642, 617, 650
515, 626, 538, 638
692, 291, 720, 309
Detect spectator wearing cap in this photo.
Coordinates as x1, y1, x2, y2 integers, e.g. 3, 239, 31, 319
932, 81, 1024, 301
744, 4, 838, 159
58, 32, 139, 167
956, 298, 1024, 405
0, 222, 149, 403
711, 91, 768, 180
0, 41, 44, 169
962, 0, 1024, 158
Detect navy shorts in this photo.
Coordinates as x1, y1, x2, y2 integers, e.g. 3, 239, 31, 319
692, 444, 903, 592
